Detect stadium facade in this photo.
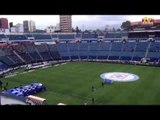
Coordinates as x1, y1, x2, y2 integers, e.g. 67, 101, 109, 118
129, 17, 160, 39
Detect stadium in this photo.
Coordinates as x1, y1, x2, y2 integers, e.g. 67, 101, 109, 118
0, 17, 160, 105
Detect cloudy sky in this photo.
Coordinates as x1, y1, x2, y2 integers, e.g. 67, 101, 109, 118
0, 15, 160, 30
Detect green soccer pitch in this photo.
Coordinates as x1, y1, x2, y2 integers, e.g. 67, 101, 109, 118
2, 62, 160, 105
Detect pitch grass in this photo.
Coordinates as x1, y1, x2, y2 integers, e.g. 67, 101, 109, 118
2, 62, 160, 105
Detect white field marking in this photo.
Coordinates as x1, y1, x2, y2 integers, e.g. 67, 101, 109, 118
100, 72, 139, 82
5, 74, 17, 78
20, 71, 27, 74
61, 63, 67, 65
54, 64, 59, 67
28, 70, 35, 72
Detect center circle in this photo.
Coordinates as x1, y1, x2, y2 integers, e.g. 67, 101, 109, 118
100, 72, 139, 82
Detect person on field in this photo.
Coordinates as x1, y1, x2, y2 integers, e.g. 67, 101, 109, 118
92, 98, 95, 104
92, 86, 94, 92
102, 82, 104, 87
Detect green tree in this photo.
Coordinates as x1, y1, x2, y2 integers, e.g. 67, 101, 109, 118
121, 21, 131, 31
117, 28, 121, 31
72, 28, 76, 32
84, 30, 90, 33
75, 26, 81, 33
104, 25, 109, 32
112, 27, 116, 32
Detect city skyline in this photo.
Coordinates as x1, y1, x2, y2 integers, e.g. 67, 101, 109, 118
0, 15, 160, 30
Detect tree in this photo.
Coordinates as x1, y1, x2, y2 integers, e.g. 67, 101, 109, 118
104, 25, 109, 32
75, 26, 81, 33
121, 21, 132, 31
72, 28, 76, 32
117, 28, 121, 31
92, 30, 97, 34
84, 30, 90, 33
112, 27, 116, 32
96, 29, 100, 32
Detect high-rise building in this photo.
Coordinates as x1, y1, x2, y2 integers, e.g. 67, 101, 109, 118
46, 23, 60, 33
16, 23, 24, 33
46, 25, 55, 33
55, 23, 60, 31
9, 22, 13, 28
23, 20, 29, 32
60, 15, 72, 32
23, 20, 36, 32
28, 20, 36, 32
0, 18, 8, 29
10, 23, 24, 33
10, 27, 16, 33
